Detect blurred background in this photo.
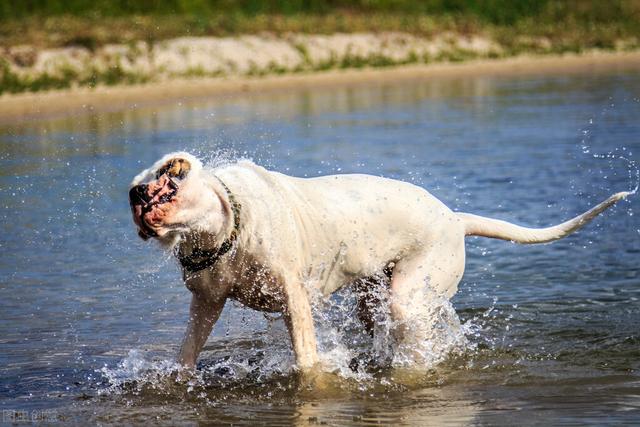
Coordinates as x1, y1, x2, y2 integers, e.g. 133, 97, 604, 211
1, 0, 639, 95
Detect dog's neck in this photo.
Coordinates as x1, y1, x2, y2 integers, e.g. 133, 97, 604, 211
176, 176, 241, 274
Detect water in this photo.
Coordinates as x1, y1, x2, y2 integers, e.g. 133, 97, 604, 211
1, 68, 639, 425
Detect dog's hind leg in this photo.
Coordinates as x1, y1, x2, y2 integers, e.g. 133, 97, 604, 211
349, 273, 393, 372
353, 274, 390, 337
354, 279, 376, 336
389, 236, 466, 346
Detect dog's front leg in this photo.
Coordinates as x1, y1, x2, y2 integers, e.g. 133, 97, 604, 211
177, 293, 226, 369
283, 282, 319, 372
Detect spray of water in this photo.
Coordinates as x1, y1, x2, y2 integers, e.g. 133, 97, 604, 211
306, 274, 476, 381
99, 276, 478, 396
580, 117, 639, 197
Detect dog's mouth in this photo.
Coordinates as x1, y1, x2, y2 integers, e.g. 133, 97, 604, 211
129, 175, 179, 239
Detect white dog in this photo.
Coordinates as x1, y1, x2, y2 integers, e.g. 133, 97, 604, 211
129, 152, 629, 372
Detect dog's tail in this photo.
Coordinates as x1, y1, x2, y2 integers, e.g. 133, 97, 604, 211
457, 191, 630, 244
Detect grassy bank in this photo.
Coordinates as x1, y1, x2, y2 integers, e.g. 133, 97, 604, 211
0, 1, 639, 95
2, 1, 639, 50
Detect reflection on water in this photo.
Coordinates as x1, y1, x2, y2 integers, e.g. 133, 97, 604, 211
1, 68, 639, 424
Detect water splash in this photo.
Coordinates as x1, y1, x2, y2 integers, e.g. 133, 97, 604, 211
580, 114, 639, 197
98, 338, 295, 398
98, 278, 478, 397
97, 349, 186, 396
591, 151, 639, 196
308, 277, 477, 380
391, 292, 474, 368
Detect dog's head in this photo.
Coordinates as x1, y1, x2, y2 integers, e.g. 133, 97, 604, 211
128, 152, 226, 244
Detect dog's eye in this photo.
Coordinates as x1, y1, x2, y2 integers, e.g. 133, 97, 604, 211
156, 158, 191, 180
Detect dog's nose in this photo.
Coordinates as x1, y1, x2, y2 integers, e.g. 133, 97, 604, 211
129, 184, 150, 205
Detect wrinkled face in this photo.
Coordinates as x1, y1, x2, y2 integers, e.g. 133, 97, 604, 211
128, 152, 213, 242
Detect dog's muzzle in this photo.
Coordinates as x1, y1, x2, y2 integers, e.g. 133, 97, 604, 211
129, 176, 179, 239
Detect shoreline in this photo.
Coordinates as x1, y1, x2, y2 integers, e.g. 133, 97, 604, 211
2, 50, 640, 124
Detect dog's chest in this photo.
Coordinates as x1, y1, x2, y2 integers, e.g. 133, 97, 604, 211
223, 255, 286, 313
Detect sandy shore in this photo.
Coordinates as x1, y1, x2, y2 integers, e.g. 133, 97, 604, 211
2, 50, 640, 124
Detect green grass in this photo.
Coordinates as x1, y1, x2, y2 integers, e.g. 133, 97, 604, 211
0, 60, 75, 94
1, 1, 638, 50
0, 1, 636, 27
0, 60, 149, 95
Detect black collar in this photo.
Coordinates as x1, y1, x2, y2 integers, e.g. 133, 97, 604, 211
177, 177, 241, 274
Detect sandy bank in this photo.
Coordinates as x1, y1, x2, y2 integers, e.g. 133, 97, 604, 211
2, 50, 640, 124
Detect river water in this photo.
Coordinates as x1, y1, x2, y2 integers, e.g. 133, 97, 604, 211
1, 66, 639, 425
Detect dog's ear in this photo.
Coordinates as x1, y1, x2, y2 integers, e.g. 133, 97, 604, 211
156, 158, 192, 180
